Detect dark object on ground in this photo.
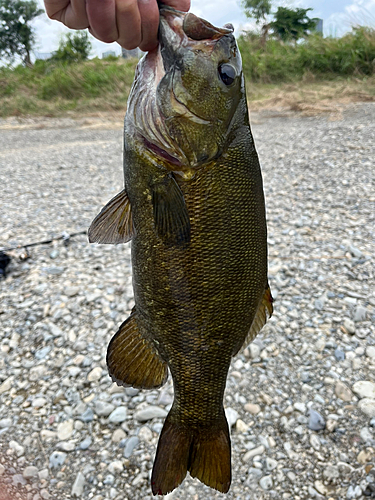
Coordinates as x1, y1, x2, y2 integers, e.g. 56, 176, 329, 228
0, 251, 11, 278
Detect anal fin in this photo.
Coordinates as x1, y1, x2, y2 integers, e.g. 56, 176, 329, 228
107, 312, 168, 389
88, 189, 134, 244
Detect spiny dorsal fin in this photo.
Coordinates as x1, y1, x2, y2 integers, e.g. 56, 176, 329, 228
107, 311, 168, 390
237, 283, 274, 355
151, 174, 191, 247
88, 189, 133, 244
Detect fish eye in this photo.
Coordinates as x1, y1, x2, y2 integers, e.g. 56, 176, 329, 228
218, 63, 236, 86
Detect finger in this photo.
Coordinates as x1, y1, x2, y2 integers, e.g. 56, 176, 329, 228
163, 0, 190, 12
138, 0, 159, 52
44, 0, 89, 29
86, 0, 119, 43
115, 0, 142, 50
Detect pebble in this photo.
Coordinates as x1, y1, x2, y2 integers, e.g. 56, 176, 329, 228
354, 305, 367, 322
79, 437, 92, 450
138, 426, 153, 442
57, 420, 74, 440
358, 399, 375, 418
343, 318, 356, 334
108, 406, 127, 423
352, 381, 375, 399
243, 445, 265, 462
123, 436, 139, 458
112, 428, 126, 442
95, 401, 116, 417
236, 419, 249, 432
9, 440, 24, 457
265, 458, 278, 471
310, 434, 321, 450
225, 407, 239, 428
49, 451, 67, 469
244, 403, 261, 415
308, 410, 326, 431
71, 472, 85, 497
108, 461, 124, 475
87, 367, 103, 382
346, 485, 362, 499
23, 466, 39, 479
335, 381, 353, 401
134, 406, 168, 422
78, 408, 94, 423
259, 475, 273, 490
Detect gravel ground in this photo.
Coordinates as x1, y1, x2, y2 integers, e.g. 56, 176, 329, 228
0, 103, 374, 500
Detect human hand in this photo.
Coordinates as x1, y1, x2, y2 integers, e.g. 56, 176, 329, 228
44, 0, 190, 52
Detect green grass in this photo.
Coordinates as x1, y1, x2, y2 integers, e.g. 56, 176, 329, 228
0, 57, 137, 117
238, 27, 375, 83
0, 27, 374, 118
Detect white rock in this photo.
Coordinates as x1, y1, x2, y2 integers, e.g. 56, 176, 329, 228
249, 344, 261, 359
242, 445, 265, 462
0, 376, 13, 394
138, 426, 153, 442
23, 466, 39, 479
236, 419, 249, 433
244, 403, 261, 415
57, 420, 74, 441
310, 434, 321, 451
72, 472, 85, 497
358, 398, 375, 418
358, 398, 375, 417
32, 397, 47, 408
112, 429, 126, 443
259, 475, 273, 490
87, 367, 102, 382
107, 461, 123, 475
95, 401, 115, 417
225, 407, 239, 428
294, 402, 306, 413
9, 440, 24, 457
265, 457, 278, 471
352, 381, 375, 399
366, 346, 375, 358
134, 406, 168, 422
108, 407, 127, 423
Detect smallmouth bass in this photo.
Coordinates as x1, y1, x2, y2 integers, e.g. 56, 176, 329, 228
89, 6, 273, 496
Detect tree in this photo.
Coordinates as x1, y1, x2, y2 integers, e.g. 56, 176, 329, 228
0, 0, 43, 65
270, 7, 319, 42
242, 0, 272, 44
51, 31, 92, 63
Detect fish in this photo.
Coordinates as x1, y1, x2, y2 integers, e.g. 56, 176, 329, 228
88, 5, 273, 496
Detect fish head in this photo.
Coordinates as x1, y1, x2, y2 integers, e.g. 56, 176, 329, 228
126, 7, 245, 172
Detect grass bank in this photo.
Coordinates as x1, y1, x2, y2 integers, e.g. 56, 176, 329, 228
0, 27, 374, 118
0, 57, 137, 117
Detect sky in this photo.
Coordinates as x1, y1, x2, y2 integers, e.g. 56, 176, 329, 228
32, 0, 375, 59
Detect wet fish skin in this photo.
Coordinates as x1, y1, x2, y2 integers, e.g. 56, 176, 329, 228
89, 6, 273, 496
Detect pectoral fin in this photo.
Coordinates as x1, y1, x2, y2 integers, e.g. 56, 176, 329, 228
107, 311, 168, 390
237, 283, 274, 355
152, 174, 191, 247
88, 189, 133, 244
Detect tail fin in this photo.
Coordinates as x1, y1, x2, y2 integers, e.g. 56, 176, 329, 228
151, 412, 231, 496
